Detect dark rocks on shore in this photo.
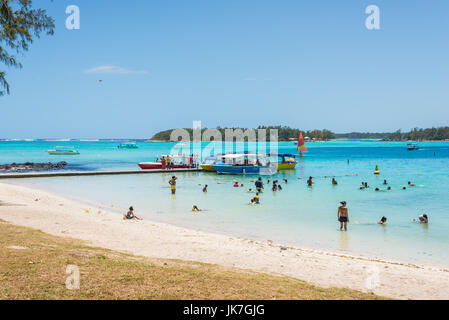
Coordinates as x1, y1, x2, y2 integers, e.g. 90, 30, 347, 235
0, 161, 68, 173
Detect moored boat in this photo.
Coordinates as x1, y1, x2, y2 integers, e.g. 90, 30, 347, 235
273, 154, 297, 170
200, 154, 226, 172
47, 147, 80, 155
138, 155, 196, 170
118, 142, 138, 149
211, 154, 276, 175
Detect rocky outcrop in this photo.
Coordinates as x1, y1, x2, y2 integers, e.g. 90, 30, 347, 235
0, 162, 68, 172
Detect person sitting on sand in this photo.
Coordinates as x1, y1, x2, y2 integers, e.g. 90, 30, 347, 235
202, 184, 208, 192
337, 201, 349, 231
123, 206, 142, 220
383, 179, 388, 185
332, 178, 338, 185
408, 181, 415, 187
414, 214, 428, 224
378, 216, 387, 224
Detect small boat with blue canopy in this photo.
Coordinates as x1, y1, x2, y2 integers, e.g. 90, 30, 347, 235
200, 154, 226, 172
211, 153, 276, 175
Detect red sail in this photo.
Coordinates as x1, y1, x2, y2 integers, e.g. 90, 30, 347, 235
297, 132, 308, 152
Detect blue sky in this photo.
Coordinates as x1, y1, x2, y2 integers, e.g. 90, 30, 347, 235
1, 0, 448, 138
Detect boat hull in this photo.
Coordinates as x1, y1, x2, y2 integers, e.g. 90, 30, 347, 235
211, 164, 276, 175
277, 162, 297, 170
47, 150, 79, 155
200, 164, 216, 172
138, 162, 192, 170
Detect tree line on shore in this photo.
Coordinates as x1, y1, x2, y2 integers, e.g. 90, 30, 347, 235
150, 126, 449, 142
384, 127, 449, 141
150, 126, 335, 142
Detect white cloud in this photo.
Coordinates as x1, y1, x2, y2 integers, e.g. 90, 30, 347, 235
84, 65, 148, 75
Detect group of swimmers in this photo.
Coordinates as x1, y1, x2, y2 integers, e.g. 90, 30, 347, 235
337, 201, 428, 231
247, 177, 290, 204
359, 179, 417, 191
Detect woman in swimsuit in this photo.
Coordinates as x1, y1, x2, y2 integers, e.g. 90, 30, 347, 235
337, 201, 349, 231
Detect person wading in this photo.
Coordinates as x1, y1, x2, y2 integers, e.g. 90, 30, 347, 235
169, 176, 177, 194
337, 201, 349, 231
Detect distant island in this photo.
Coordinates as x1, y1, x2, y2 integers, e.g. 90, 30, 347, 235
149, 126, 449, 142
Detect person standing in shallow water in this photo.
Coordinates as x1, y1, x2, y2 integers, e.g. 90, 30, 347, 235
169, 176, 177, 194
337, 201, 349, 231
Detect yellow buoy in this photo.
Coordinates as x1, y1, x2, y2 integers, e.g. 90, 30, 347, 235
374, 165, 380, 175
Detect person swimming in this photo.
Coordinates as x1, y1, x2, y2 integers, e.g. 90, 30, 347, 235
375, 188, 380, 191
408, 181, 415, 186
332, 178, 338, 185
252, 193, 260, 204
414, 214, 428, 223
272, 182, 277, 191
233, 182, 239, 187
378, 216, 387, 224
202, 184, 208, 192
402, 187, 407, 190
383, 179, 388, 185
283, 178, 288, 183
248, 188, 254, 193
123, 206, 142, 220
277, 184, 282, 190
387, 186, 391, 190
192, 205, 203, 212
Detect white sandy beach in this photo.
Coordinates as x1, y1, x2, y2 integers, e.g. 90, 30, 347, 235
1, 181, 448, 300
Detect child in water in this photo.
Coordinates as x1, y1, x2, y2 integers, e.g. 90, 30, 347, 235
378, 216, 387, 224
192, 205, 203, 212
413, 214, 428, 224
252, 193, 260, 204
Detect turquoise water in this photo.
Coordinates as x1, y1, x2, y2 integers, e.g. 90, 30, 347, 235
2, 140, 449, 267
